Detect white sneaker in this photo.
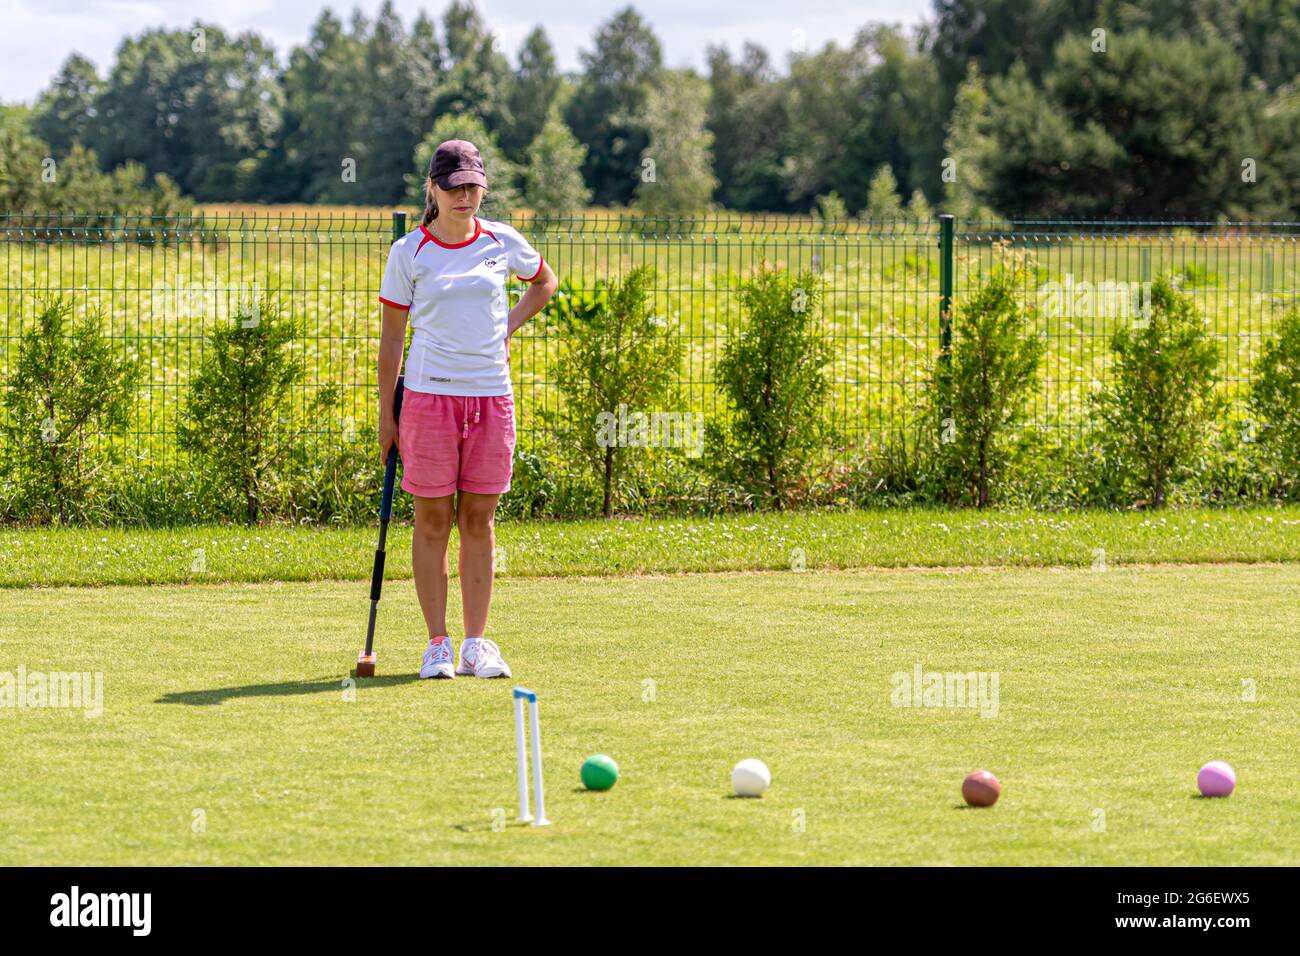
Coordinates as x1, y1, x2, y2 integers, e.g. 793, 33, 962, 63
419, 636, 455, 679
457, 637, 512, 679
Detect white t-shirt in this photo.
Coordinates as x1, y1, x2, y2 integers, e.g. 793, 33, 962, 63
379, 216, 544, 396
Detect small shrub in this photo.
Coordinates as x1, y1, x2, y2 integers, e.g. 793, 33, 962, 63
547, 268, 684, 518
0, 297, 141, 523
1249, 309, 1300, 497
1090, 276, 1224, 507
930, 255, 1044, 507
705, 264, 836, 509
177, 299, 339, 524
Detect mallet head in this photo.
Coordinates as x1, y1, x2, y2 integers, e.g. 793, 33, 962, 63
355, 651, 376, 678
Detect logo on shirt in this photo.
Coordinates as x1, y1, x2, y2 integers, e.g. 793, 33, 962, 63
483, 258, 498, 268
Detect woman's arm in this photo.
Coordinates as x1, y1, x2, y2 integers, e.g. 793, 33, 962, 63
378, 302, 408, 461
507, 261, 559, 341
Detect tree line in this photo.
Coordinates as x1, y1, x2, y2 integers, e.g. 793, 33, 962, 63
4, 0, 1300, 220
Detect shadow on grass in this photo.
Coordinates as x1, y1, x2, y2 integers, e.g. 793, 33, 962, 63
156, 674, 419, 706
452, 820, 539, 833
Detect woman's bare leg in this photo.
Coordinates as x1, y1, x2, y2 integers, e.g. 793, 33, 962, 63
456, 491, 501, 636
412, 494, 455, 639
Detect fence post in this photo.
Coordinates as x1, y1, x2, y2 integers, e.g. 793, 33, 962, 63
938, 213, 955, 360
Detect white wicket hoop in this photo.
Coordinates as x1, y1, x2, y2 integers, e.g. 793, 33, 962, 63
513, 687, 549, 826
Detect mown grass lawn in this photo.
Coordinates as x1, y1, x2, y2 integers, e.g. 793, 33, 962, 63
2, 562, 1297, 865
3, 505, 1299, 588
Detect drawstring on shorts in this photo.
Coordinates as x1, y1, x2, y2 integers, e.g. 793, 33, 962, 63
461, 397, 482, 439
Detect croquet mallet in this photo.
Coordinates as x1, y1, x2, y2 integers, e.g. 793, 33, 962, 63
356, 375, 404, 678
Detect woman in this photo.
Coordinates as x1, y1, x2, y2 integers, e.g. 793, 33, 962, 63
377, 139, 557, 679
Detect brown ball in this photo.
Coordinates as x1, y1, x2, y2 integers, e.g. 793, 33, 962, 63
962, 770, 1001, 807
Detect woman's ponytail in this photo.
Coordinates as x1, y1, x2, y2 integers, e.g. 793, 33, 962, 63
422, 177, 438, 226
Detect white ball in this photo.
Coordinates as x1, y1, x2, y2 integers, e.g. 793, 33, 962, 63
732, 758, 771, 797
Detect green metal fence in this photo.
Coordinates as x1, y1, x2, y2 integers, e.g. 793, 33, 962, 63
1, 211, 1296, 464
956, 219, 1299, 440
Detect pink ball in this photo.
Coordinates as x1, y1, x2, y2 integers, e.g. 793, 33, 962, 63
1197, 760, 1236, 797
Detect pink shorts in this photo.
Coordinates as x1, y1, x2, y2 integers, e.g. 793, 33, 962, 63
398, 392, 516, 498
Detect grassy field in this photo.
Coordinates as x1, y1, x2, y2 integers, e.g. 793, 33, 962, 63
2, 561, 1297, 865
3, 506, 1300, 587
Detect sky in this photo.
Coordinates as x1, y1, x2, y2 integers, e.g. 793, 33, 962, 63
0, 0, 931, 104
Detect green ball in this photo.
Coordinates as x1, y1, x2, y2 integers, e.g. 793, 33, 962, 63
581, 754, 619, 791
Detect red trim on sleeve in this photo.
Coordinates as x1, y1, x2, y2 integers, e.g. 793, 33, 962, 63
379, 296, 411, 310
515, 256, 545, 283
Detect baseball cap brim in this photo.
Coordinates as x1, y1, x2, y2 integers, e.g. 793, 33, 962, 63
437, 169, 488, 190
